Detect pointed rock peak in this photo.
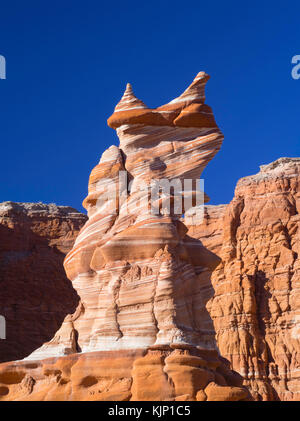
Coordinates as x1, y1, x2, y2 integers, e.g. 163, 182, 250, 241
193, 71, 209, 82
167, 71, 210, 107
114, 83, 148, 112
122, 83, 134, 99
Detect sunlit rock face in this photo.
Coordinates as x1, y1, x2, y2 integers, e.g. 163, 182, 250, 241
186, 158, 300, 401
30, 72, 224, 359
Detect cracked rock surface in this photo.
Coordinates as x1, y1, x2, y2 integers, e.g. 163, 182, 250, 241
186, 157, 300, 401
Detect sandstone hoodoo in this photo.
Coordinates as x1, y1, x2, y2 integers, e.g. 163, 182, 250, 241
0, 202, 87, 363
34, 71, 225, 358
186, 157, 300, 401
0, 73, 250, 401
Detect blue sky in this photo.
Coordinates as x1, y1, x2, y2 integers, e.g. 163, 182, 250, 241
0, 0, 299, 213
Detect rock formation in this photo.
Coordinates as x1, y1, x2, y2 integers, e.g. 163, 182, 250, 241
28, 71, 225, 359
0, 202, 86, 363
0, 73, 251, 401
186, 157, 300, 401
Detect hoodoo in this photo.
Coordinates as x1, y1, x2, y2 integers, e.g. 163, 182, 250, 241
0, 73, 250, 401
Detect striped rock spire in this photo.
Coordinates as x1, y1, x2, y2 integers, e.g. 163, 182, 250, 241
0, 72, 252, 402
20, 73, 234, 400
172, 71, 210, 105
114, 82, 148, 112
159, 71, 210, 111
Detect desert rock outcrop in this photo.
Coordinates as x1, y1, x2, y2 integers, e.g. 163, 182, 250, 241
0, 202, 87, 363
186, 157, 300, 401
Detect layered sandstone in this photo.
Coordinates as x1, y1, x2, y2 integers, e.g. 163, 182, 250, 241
0, 73, 250, 401
186, 157, 300, 401
0, 202, 86, 363
29, 71, 224, 359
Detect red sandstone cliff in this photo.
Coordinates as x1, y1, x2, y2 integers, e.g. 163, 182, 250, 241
0, 202, 87, 363
186, 157, 300, 401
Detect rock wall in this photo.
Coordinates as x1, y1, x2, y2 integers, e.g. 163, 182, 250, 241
186, 157, 300, 401
0, 202, 87, 363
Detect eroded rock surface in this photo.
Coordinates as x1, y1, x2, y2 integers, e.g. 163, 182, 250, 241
0, 202, 87, 362
0, 347, 248, 401
186, 157, 300, 401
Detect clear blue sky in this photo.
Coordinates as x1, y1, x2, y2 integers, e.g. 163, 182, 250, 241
0, 0, 299, 213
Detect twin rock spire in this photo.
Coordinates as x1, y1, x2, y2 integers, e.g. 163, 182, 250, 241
107, 71, 216, 129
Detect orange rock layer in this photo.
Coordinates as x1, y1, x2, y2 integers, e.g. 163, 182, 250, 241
0, 347, 250, 401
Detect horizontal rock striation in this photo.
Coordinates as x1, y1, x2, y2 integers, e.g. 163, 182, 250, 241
186, 157, 300, 401
0, 202, 87, 363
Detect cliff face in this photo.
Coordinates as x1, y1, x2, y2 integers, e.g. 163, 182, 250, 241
186, 157, 300, 401
0, 73, 251, 401
0, 202, 87, 363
